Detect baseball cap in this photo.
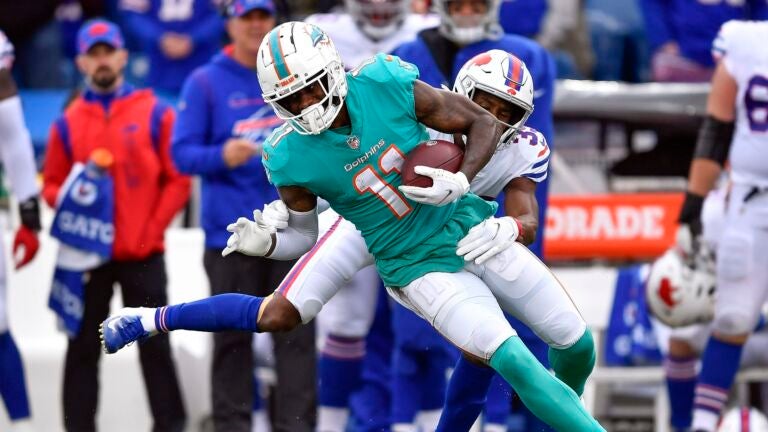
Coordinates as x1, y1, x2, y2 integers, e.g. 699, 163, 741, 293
227, 0, 276, 17
77, 19, 125, 55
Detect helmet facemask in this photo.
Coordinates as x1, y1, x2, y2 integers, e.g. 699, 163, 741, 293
258, 22, 349, 135
345, 0, 408, 40
455, 80, 532, 149
268, 64, 347, 135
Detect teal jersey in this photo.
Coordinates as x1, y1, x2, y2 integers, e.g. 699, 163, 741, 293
263, 53, 496, 287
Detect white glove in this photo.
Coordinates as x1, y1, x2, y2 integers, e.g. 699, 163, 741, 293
457, 216, 520, 264
262, 200, 289, 230
221, 210, 274, 257
398, 166, 470, 207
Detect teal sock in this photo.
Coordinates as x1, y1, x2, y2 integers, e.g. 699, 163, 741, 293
548, 330, 596, 396
489, 336, 604, 432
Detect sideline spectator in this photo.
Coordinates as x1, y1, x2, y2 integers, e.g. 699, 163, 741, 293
119, 0, 224, 96
41, 19, 190, 432
171, 1, 316, 431
499, 0, 593, 78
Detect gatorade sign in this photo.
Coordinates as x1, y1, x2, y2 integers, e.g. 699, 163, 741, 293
544, 193, 683, 260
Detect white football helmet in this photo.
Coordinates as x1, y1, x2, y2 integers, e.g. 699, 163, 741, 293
454, 50, 534, 147
434, 0, 503, 44
718, 407, 768, 432
646, 247, 716, 328
345, 0, 408, 41
257, 22, 347, 135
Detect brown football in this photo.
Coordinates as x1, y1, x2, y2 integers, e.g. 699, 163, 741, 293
401, 139, 464, 188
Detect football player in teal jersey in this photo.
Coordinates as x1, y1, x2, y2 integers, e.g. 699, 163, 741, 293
101, 23, 604, 431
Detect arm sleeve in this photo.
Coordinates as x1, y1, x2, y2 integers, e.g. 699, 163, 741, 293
151, 107, 192, 230
0, 95, 38, 201
171, 72, 229, 175
268, 208, 319, 260
42, 120, 73, 208
638, 0, 675, 53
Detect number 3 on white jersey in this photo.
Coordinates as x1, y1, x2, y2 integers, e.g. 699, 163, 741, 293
353, 145, 413, 218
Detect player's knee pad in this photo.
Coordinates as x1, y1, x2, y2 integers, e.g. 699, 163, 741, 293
524, 278, 587, 349
391, 271, 515, 360
475, 245, 586, 348
713, 308, 756, 336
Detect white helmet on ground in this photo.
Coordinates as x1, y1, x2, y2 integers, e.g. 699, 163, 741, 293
646, 247, 716, 328
453, 50, 534, 147
717, 407, 768, 432
434, 0, 503, 45
257, 22, 347, 135
345, 0, 408, 41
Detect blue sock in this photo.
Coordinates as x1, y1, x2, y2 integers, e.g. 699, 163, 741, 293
485, 373, 512, 425
664, 354, 697, 429
694, 338, 744, 418
421, 349, 449, 411
436, 355, 495, 432
0, 332, 31, 420
155, 293, 264, 333
391, 347, 422, 424
319, 334, 365, 408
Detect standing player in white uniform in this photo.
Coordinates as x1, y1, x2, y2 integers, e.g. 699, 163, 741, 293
648, 184, 768, 431
305, 3, 436, 428
305, 0, 437, 69
672, 20, 768, 432
0, 29, 43, 432
102, 47, 599, 431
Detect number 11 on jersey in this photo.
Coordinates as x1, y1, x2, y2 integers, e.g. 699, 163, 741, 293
353, 145, 413, 219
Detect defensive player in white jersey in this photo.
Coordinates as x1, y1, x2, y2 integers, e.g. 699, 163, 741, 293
672, 20, 768, 432
102, 22, 602, 431
305, 0, 437, 69
0, 30, 43, 432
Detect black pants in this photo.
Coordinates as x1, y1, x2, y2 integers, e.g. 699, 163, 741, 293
204, 250, 317, 432
63, 253, 186, 432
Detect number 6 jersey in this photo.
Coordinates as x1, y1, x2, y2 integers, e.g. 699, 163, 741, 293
713, 20, 768, 188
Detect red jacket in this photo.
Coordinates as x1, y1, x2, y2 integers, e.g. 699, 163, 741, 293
43, 85, 191, 261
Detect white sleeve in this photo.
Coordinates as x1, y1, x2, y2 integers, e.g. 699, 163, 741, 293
268, 207, 320, 260
0, 96, 39, 201
712, 20, 749, 78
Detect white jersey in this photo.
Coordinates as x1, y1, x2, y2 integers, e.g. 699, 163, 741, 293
304, 13, 438, 69
713, 20, 768, 188
431, 126, 551, 197
0, 30, 14, 70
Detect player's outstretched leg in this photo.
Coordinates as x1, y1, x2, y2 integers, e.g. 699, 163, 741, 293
489, 336, 604, 431
471, 243, 597, 396
100, 293, 270, 354
389, 271, 604, 432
